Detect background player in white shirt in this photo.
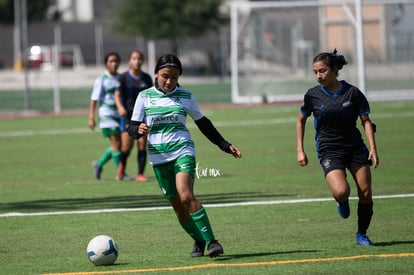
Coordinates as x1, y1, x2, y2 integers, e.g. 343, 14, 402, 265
88, 52, 122, 180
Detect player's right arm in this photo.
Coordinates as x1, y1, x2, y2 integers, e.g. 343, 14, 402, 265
88, 78, 101, 130
128, 92, 147, 139
88, 100, 97, 130
296, 112, 308, 166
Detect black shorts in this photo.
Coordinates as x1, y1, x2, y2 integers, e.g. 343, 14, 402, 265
318, 145, 372, 176
120, 116, 131, 133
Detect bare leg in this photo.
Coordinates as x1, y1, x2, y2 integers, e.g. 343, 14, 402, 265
325, 169, 350, 218
325, 169, 350, 201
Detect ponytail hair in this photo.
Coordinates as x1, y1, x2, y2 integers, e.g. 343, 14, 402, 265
313, 48, 348, 72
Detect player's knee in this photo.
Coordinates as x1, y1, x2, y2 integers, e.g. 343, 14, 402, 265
180, 195, 193, 206
358, 189, 372, 202
332, 188, 349, 201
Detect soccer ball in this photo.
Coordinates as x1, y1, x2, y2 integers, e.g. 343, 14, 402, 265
86, 235, 119, 266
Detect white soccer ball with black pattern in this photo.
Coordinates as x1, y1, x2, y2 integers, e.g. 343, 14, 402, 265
86, 235, 119, 266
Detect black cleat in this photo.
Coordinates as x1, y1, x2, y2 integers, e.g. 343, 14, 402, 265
190, 240, 206, 257
93, 161, 102, 180
207, 240, 224, 258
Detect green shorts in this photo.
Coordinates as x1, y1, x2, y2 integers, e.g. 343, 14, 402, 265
101, 127, 121, 138
152, 155, 196, 199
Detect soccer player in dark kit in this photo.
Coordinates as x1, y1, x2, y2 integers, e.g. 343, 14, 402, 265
115, 50, 153, 182
296, 49, 379, 246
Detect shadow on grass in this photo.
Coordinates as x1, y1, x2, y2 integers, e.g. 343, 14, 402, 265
373, 240, 414, 247
215, 250, 319, 261
0, 192, 293, 213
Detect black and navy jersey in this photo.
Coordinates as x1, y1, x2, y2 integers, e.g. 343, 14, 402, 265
300, 81, 370, 153
117, 71, 153, 119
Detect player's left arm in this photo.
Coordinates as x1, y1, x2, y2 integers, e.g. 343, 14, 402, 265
187, 94, 241, 158
360, 114, 379, 168
195, 116, 241, 158
114, 78, 127, 117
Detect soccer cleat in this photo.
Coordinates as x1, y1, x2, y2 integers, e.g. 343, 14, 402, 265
116, 173, 133, 181
337, 200, 350, 219
93, 161, 102, 180
122, 173, 133, 181
207, 240, 224, 258
190, 240, 206, 257
356, 232, 373, 246
136, 174, 148, 182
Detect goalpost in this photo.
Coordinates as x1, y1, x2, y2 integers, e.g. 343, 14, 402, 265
229, 0, 414, 103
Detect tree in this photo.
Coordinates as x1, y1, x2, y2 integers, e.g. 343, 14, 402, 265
114, 0, 227, 54
0, 0, 59, 25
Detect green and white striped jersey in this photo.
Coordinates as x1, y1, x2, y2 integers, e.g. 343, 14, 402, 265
90, 71, 120, 129
131, 86, 204, 165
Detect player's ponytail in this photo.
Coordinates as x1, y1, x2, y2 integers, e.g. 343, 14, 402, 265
331, 48, 348, 70
313, 49, 348, 74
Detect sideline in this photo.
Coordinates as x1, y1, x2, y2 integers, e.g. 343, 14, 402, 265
42, 253, 414, 275
1, 193, 413, 218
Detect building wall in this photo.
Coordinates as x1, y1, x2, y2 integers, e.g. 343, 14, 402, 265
323, 5, 385, 62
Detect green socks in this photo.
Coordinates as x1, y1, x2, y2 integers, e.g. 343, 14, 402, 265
181, 219, 204, 241
111, 150, 121, 168
190, 207, 216, 243
97, 147, 121, 168
97, 147, 112, 167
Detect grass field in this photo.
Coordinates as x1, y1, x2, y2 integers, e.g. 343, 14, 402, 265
0, 82, 232, 114
0, 100, 413, 274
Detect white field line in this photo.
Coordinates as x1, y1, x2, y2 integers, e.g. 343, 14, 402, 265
1, 193, 413, 218
1, 111, 414, 138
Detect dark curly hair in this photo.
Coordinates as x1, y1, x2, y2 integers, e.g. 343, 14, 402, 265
313, 49, 348, 74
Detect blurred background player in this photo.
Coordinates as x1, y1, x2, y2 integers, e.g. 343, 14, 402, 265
115, 50, 153, 182
296, 49, 379, 246
128, 53, 242, 257
88, 52, 122, 180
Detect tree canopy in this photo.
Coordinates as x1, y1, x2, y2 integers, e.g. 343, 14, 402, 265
114, 0, 227, 54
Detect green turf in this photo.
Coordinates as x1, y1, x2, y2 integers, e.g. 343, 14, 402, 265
0, 81, 231, 114
0, 101, 413, 274
238, 78, 414, 97
1, 78, 412, 113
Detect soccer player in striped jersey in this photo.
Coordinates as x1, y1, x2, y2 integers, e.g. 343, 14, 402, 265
115, 50, 153, 182
88, 52, 122, 180
128, 54, 242, 257
296, 49, 379, 246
